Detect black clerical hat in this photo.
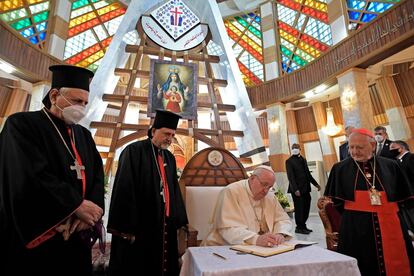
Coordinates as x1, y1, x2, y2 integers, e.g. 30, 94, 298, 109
148, 109, 181, 138
42, 65, 94, 108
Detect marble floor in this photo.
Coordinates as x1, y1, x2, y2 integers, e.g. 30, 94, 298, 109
290, 213, 327, 249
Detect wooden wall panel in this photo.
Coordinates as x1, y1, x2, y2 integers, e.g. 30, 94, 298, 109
247, 0, 414, 108
394, 68, 414, 107
0, 86, 12, 116
0, 21, 62, 82
295, 107, 317, 134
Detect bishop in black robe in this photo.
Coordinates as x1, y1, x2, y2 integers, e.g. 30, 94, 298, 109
107, 110, 188, 276
0, 110, 104, 275
325, 156, 414, 275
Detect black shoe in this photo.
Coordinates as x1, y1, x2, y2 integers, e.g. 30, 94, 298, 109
304, 227, 313, 232
295, 228, 311, 234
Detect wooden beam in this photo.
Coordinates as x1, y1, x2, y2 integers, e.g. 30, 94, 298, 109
125, 45, 221, 63
102, 94, 235, 111
113, 68, 228, 87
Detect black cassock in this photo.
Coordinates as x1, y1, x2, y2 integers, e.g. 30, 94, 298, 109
0, 110, 104, 276
107, 138, 188, 276
325, 157, 414, 276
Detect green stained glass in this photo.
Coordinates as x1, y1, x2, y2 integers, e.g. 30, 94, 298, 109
280, 45, 293, 57
235, 16, 248, 28
0, 8, 27, 22
33, 11, 48, 23
292, 55, 307, 66
72, 0, 89, 9
11, 18, 31, 30
248, 25, 261, 38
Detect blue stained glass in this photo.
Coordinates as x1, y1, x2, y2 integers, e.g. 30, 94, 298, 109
287, 68, 292, 73
39, 32, 46, 41
36, 22, 47, 32
361, 13, 377, 22
348, 11, 360, 20
248, 12, 255, 17
282, 62, 287, 71
367, 2, 393, 13
347, 0, 366, 10
20, 28, 35, 38
242, 14, 248, 19
29, 36, 39, 44
254, 16, 260, 23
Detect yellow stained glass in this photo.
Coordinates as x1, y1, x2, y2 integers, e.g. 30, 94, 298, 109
69, 11, 96, 28
77, 50, 104, 67
0, 0, 24, 12
97, 3, 120, 16
27, 0, 45, 4
304, 0, 327, 12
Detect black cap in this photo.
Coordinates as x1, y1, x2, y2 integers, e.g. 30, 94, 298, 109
148, 109, 181, 138
42, 65, 94, 109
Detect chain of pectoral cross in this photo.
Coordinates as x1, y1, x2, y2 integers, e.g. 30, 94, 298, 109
42, 108, 85, 179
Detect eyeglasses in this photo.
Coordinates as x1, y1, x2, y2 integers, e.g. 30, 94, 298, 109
254, 174, 276, 193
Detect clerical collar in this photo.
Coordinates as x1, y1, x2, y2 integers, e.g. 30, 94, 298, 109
399, 151, 409, 160
150, 142, 163, 155
355, 155, 375, 166
43, 108, 71, 134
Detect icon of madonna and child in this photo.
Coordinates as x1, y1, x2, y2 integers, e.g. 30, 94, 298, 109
148, 60, 198, 120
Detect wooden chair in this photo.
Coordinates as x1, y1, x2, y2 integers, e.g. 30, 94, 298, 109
178, 147, 248, 247
317, 196, 341, 251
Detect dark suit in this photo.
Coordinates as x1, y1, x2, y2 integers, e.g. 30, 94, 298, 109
377, 139, 394, 159
397, 152, 414, 232
339, 141, 349, 161
286, 155, 319, 230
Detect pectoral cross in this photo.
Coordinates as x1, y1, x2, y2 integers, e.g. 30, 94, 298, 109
70, 159, 85, 179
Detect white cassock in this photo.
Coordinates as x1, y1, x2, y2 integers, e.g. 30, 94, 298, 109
201, 179, 293, 246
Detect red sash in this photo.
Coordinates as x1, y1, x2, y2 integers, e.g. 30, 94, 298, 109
158, 153, 170, 217
345, 191, 411, 276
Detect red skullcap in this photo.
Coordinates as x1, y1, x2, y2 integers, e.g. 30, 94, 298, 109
351, 128, 374, 138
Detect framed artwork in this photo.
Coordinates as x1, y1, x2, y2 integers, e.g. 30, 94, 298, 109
148, 60, 198, 120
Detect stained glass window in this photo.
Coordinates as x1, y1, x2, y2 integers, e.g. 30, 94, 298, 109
64, 0, 126, 72
0, 0, 50, 49
276, 0, 332, 74
346, 0, 400, 31
224, 11, 264, 87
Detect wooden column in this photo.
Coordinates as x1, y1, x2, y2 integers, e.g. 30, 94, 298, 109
47, 0, 70, 59
376, 75, 411, 141
267, 103, 289, 192
338, 68, 375, 130
312, 102, 338, 172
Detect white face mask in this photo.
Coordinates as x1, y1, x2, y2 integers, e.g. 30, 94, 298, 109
55, 93, 86, 125
62, 105, 86, 125
374, 135, 384, 143
291, 148, 300, 155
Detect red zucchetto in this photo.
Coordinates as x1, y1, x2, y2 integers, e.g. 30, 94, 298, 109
351, 128, 374, 138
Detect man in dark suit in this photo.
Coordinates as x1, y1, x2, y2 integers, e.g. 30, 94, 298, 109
286, 143, 321, 234
374, 126, 394, 158
390, 140, 414, 233
339, 126, 354, 161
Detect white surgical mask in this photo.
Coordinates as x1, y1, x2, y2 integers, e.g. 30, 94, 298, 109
61, 105, 86, 125
55, 93, 86, 125
291, 148, 300, 155
374, 135, 384, 143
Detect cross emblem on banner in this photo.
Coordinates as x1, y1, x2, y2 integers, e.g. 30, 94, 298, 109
170, 7, 183, 26
151, 0, 200, 41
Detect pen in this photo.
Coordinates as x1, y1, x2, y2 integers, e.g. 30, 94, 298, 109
212, 252, 227, 260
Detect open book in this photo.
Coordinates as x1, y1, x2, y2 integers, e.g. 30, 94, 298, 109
230, 239, 317, 257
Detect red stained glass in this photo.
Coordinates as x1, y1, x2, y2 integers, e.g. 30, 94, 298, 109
66, 37, 112, 65
237, 61, 261, 85
301, 7, 328, 23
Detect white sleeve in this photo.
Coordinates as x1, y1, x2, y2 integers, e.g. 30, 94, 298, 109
219, 227, 258, 245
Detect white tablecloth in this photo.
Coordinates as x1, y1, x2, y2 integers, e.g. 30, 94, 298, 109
180, 245, 361, 276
